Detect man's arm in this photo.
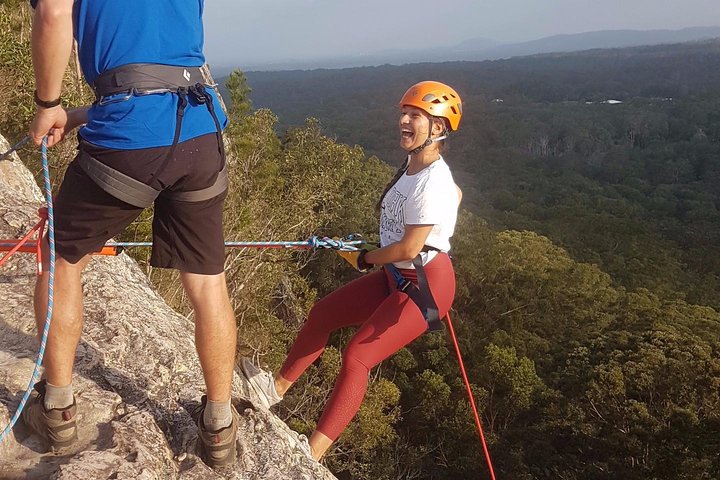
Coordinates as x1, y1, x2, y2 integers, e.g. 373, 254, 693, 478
29, 0, 75, 146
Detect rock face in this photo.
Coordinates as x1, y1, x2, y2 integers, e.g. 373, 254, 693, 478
0, 135, 336, 480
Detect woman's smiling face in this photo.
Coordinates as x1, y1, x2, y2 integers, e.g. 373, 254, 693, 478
398, 105, 432, 151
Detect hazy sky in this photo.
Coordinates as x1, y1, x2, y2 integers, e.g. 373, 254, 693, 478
204, 0, 719, 68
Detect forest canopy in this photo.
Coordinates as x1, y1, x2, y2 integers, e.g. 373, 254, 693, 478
1, 4, 718, 477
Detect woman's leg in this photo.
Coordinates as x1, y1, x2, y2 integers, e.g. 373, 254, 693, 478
310, 291, 428, 457
275, 270, 390, 395
310, 254, 456, 459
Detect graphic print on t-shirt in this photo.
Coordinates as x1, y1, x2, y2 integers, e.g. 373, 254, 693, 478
380, 187, 407, 236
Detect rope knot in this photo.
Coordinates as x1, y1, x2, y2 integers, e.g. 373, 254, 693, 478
320, 237, 344, 250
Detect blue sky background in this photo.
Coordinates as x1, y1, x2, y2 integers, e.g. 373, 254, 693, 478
203, 0, 719, 68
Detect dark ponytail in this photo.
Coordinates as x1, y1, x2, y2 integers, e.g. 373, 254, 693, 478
376, 157, 409, 212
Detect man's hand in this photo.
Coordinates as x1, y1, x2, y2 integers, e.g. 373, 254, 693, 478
29, 106, 68, 147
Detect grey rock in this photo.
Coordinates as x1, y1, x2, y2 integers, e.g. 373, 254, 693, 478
0, 133, 336, 480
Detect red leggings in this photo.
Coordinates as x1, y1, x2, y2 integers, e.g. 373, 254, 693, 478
279, 253, 455, 441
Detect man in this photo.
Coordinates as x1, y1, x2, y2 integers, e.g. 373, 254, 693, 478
25, 0, 238, 468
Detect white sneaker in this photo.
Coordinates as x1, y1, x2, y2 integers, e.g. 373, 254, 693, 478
240, 357, 283, 409
295, 433, 315, 461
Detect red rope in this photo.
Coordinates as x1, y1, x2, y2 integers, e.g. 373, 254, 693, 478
446, 312, 497, 480
0, 208, 46, 275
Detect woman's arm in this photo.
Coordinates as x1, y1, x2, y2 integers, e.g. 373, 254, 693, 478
363, 224, 433, 266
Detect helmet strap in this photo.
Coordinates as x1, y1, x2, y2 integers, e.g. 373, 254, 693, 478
409, 131, 449, 156
409, 136, 433, 155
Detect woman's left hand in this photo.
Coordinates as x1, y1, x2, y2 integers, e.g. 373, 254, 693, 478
337, 243, 377, 272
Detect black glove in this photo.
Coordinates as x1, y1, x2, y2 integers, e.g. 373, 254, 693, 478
336, 243, 377, 272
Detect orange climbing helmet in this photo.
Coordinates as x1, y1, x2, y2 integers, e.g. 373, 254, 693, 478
399, 81, 463, 132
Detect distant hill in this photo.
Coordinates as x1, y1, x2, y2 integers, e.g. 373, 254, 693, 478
463, 26, 720, 61
214, 26, 720, 72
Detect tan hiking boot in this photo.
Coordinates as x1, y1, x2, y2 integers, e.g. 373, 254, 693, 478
194, 395, 239, 469
21, 379, 78, 453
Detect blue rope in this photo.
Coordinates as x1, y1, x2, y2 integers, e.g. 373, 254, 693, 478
1, 238, 363, 251
0, 139, 55, 443
104, 236, 362, 251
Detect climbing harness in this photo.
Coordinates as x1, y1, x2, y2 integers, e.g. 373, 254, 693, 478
384, 247, 443, 331
76, 152, 228, 208
0, 139, 56, 444
81, 63, 228, 207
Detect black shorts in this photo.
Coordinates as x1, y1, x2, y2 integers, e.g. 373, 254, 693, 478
53, 133, 227, 274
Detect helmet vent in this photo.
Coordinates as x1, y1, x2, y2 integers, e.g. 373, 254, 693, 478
422, 93, 442, 103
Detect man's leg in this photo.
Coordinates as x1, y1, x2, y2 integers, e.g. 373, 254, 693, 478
182, 271, 239, 467
23, 249, 91, 451
33, 252, 92, 388
181, 272, 236, 403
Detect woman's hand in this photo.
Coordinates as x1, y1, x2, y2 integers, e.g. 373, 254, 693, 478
337, 243, 378, 272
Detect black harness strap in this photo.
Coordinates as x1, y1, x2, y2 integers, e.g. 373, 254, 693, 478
77, 152, 229, 208
385, 246, 444, 331
411, 254, 441, 330
77, 150, 159, 208
83, 64, 227, 206
146, 87, 188, 187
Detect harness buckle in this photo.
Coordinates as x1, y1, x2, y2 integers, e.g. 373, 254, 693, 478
188, 84, 209, 105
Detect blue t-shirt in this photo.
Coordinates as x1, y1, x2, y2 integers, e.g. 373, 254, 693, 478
73, 0, 227, 149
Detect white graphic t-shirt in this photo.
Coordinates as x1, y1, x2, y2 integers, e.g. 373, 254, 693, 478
379, 156, 459, 269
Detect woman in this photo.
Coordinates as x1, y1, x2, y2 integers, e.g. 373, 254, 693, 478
243, 81, 463, 461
